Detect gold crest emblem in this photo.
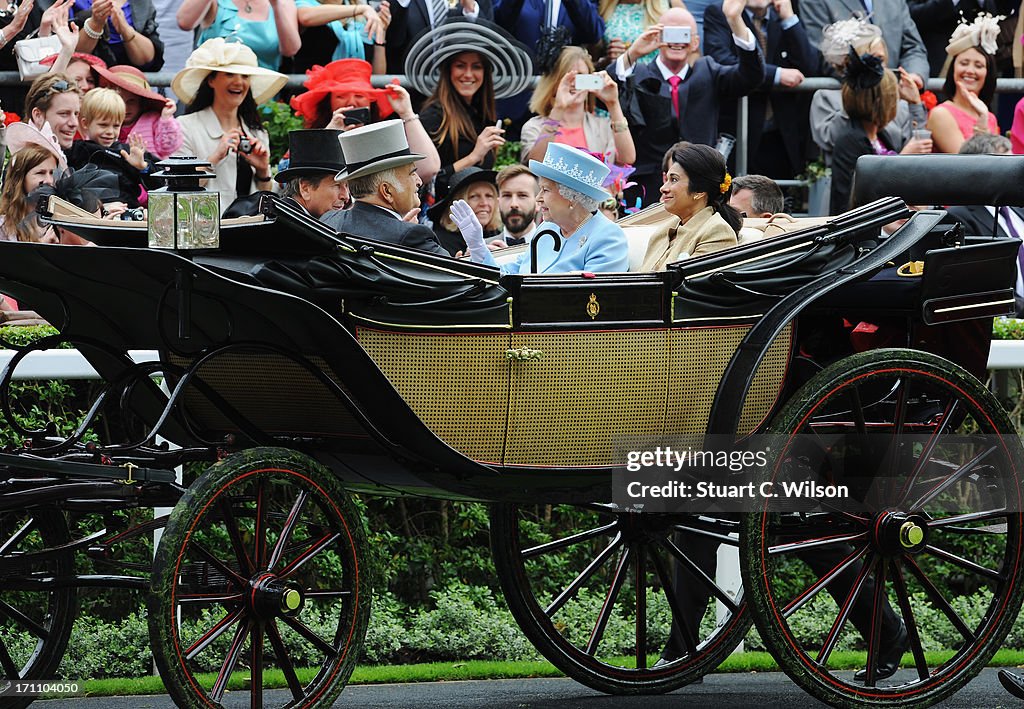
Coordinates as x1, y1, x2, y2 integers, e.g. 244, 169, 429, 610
586, 293, 600, 320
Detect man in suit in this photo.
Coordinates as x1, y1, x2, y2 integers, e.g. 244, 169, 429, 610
613, 3, 764, 206
384, 0, 492, 74
276, 129, 349, 219
492, 0, 603, 56
321, 120, 448, 257
800, 0, 929, 87
704, 0, 820, 179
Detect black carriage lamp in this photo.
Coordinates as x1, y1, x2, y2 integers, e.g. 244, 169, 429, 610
530, 226, 562, 274
147, 157, 221, 251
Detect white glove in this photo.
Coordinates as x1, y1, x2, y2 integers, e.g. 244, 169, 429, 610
450, 199, 490, 262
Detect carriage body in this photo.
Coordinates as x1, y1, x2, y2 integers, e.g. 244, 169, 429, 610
0, 155, 1022, 709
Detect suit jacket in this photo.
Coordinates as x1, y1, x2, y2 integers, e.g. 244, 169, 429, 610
829, 121, 896, 215
618, 49, 764, 178
492, 0, 603, 52
321, 201, 449, 257
800, 0, 929, 80
703, 4, 819, 173
385, 0, 494, 74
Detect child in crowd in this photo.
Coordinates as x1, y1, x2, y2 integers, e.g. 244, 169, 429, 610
66, 88, 161, 209
95, 65, 183, 160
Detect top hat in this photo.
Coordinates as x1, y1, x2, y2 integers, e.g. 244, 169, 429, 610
275, 129, 346, 183
528, 143, 610, 203
290, 59, 395, 125
335, 119, 425, 182
172, 38, 288, 106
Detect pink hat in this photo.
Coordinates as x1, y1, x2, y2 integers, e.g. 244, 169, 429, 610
7, 121, 67, 170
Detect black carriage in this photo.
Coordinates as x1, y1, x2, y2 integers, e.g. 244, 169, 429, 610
0, 154, 1022, 708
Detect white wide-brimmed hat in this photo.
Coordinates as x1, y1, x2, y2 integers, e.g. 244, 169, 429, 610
404, 20, 534, 100
172, 38, 288, 106
336, 119, 425, 182
529, 143, 610, 203
7, 121, 67, 170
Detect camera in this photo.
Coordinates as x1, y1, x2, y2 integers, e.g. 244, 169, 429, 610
574, 74, 604, 91
237, 135, 253, 154
121, 208, 145, 221
662, 26, 692, 45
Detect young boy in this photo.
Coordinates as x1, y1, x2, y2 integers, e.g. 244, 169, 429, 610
67, 88, 161, 209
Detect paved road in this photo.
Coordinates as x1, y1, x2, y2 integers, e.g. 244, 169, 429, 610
36, 668, 1022, 708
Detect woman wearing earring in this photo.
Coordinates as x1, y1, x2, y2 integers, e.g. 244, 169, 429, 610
640, 142, 739, 271
452, 142, 628, 274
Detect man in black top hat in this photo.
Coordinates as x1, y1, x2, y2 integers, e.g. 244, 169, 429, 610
276, 129, 350, 219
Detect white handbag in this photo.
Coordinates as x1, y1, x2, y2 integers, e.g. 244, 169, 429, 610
14, 34, 63, 81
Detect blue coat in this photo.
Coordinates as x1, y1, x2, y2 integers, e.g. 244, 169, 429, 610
485, 211, 629, 275
493, 0, 604, 51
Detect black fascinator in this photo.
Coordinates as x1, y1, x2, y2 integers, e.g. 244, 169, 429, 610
26, 164, 122, 216
844, 47, 885, 89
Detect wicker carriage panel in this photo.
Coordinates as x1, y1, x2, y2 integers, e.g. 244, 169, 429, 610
665, 324, 792, 437
355, 328, 511, 463
503, 330, 670, 467
168, 353, 364, 438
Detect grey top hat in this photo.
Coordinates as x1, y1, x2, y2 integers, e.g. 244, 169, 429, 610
404, 20, 534, 100
335, 120, 426, 182
275, 129, 346, 183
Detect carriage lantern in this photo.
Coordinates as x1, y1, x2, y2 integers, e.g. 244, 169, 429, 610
147, 157, 220, 251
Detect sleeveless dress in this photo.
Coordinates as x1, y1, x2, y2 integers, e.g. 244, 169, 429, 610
937, 101, 1000, 142
199, 2, 282, 70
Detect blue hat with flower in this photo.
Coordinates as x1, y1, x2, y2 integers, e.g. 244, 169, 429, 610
528, 143, 611, 203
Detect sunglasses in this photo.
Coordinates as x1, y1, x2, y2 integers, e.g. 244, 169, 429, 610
44, 80, 75, 96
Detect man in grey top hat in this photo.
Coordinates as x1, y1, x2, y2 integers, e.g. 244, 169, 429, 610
276, 129, 350, 219
321, 120, 448, 256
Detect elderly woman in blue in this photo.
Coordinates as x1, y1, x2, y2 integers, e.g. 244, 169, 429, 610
452, 143, 629, 274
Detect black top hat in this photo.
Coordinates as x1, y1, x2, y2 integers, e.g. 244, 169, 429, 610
427, 166, 499, 224
275, 129, 346, 183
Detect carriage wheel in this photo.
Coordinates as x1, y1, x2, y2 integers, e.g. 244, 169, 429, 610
0, 507, 76, 709
491, 503, 750, 694
742, 349, 1024, 708
149, 448, 370, 709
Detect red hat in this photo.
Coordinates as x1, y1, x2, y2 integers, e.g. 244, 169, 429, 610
40, 52, 107, 71
94, 65, 167, 112
289, 59, 394, 124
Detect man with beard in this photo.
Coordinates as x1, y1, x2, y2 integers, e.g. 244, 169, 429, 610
491, 164, 539, 247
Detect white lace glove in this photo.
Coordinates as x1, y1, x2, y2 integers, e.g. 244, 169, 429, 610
450, 199, 490, 262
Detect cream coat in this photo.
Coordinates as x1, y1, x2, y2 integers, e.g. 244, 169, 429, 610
640, 206, 738, 272
178, 108, 273, 208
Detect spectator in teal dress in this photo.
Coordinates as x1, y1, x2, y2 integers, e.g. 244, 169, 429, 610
294, 0, 390, 73
177, 0, 300, 70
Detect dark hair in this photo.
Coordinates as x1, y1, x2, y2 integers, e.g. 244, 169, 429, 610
667, 143, 742, 234
185, 72, 264, 130
943, 48, 997, 108
730, 174, 784, 215
422, 51, 496, 161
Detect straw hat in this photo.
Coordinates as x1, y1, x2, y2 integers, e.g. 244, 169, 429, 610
172, 38, 288, 106
404, 20, 534, 100
335, 119, 424, 182
275, 129, 346, 183
528, 143, 610, 203
95, 65, 167, 113
7, 121, 67, 170
290, 59, 395, 124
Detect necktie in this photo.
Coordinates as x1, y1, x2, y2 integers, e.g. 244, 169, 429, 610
752, 14, 773, 122
999, 207, 1024, 301
668, 75, 681, 120
431, 0, 448, 28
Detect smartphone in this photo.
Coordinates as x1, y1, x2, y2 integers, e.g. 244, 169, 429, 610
343, 107, 371, 126
662, 25, 692, 45
574, 73, 604, 91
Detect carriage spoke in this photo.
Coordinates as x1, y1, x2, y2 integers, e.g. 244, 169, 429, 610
278, 533, 340, 580
816, 552, 875, 665
279, 615, 338, 657
191, 542, 247, 587
782, 544, 868, 618
670, 524, 740, 546
211, 618, 251, 702
218, 498, 254, 576
0, 638, 21, 678
863, 560, 888, 687
177, 592, 245, 605
585, 545, 633, 657
891, 560, 930, 681
266, 620, 304, 701
635, 545, 647, 670
896, 399, 958, 506
928, 508, 1009, 528
903, 556, 975, 642
253, 478, 267, 571
544, 533, 623, 618
185, 607, 245, 660
0, 517, 36, 556
302, 589, 352, 598
0, 599, 48, 639
909, 446, 997, 513
649, 544, 698, 655
268, 490, 309, 571
659, 537, 738, 613
769, 531, 867, 556
923, 544, 1005, 582
521, 521, 618, 559
250, 621, 264, 709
